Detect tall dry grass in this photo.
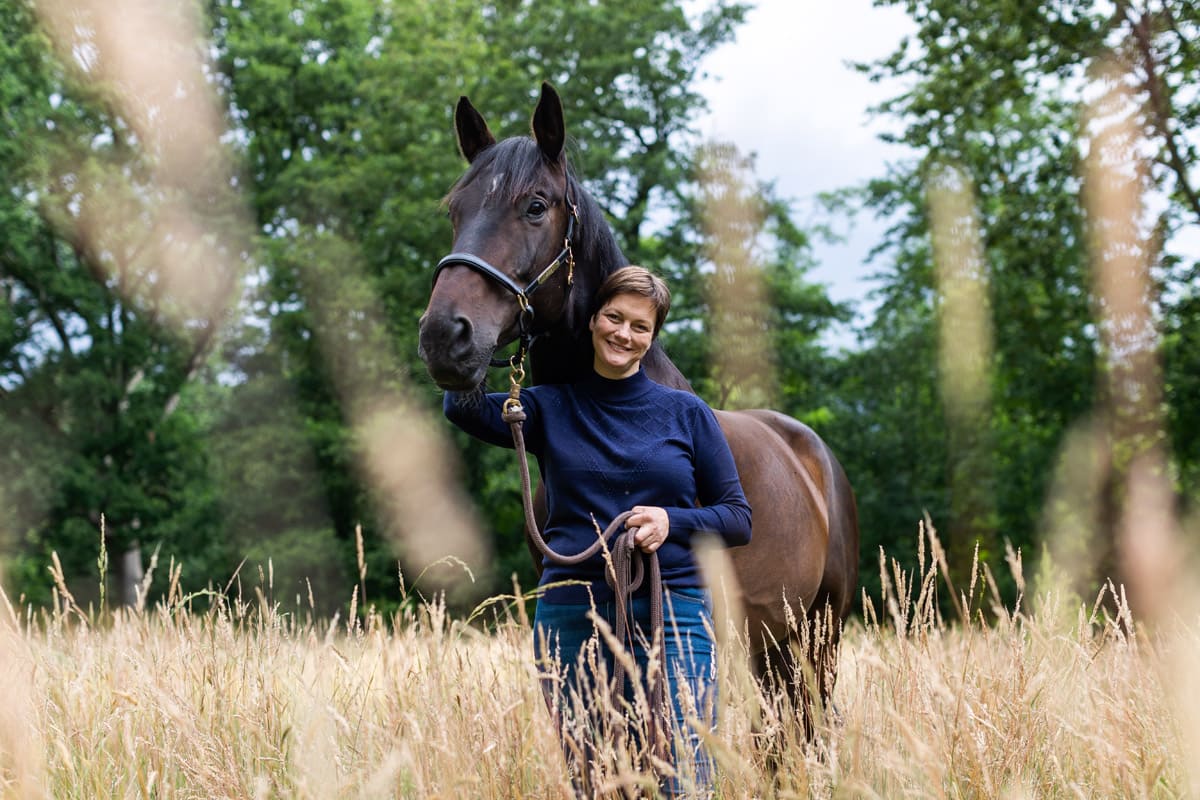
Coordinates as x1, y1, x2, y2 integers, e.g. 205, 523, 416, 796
1, 523, 1195, 800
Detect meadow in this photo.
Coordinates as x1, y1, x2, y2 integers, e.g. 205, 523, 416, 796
2, 528, 1196, 800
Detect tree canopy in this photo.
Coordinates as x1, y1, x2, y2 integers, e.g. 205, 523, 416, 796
834, 0, 1199, 599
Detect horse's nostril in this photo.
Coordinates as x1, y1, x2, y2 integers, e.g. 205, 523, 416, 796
436, 314, 476, 362
452, 314, 473, 344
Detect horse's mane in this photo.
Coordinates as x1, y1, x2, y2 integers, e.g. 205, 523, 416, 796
561, 171, 628, 333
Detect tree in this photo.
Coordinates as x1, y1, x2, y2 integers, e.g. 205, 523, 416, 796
656, 142, 849, 421
2, 0, 850, 611
1, 0, 241, 603
842, 0, 1199, 601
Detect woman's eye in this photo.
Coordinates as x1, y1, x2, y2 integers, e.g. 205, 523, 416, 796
526, 198, 548, 217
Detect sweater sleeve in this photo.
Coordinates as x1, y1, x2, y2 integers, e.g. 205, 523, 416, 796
665, 403, 752, 547
443, 389, 542, 451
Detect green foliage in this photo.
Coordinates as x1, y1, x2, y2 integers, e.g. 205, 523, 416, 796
12, 0, 1195, 621
657, 143, 849, 414
202, 0, 764, 607
836, 0, 1200, 603
1, 0, 234, 603
1163, 260, 1200, 493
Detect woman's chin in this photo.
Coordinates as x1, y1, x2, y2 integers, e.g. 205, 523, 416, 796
595, 357, 637, 379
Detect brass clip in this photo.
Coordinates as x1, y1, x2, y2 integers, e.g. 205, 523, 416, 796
503, 354, 526, 416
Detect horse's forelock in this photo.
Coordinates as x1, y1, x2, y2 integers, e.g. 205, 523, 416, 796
446, 138, 567, 210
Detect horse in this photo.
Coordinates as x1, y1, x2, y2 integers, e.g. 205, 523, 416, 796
418, 82, 859, 737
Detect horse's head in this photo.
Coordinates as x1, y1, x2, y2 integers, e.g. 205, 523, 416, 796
418, 83, 582, 390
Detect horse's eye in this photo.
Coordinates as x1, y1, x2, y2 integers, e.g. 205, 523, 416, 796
526, 198, 548, 218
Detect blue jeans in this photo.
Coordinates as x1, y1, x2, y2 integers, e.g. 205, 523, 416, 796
534, 587, 716, 797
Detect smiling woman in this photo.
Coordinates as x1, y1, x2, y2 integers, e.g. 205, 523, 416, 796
442, 264, 751, 796
588, 266, 670, 379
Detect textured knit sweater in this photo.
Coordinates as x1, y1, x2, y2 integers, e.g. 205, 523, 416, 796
445, 367, 752, 603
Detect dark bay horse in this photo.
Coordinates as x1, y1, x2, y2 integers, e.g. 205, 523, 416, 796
418, 83, 859, 733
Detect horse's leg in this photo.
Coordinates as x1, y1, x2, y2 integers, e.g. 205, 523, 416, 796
749, 598, 842, 761
749, 635, 816, 789
749, 642, 791, 773
747, 413, 857, 741
796, 519, 856, 743
804, 454, 859, 734
799, 595, 842, 739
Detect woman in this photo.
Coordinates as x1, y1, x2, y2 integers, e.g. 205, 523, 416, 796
444, 265, 751, 796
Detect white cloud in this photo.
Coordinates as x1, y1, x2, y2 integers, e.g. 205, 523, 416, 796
698, 0, 916, 322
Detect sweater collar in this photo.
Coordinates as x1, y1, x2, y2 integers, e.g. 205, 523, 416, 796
581, 366, 654, 401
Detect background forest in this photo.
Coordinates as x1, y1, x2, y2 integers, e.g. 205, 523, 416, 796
1, 0, 1197, 616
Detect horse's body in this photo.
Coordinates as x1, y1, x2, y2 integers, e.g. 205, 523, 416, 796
419, 83, 859, 729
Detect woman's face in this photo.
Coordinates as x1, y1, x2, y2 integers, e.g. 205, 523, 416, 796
589, 293, 656, 379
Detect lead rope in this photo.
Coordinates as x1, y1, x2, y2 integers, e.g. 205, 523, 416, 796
499, 356, 669, 769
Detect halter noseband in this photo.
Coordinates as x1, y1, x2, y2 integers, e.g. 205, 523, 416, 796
432, 193, 579, 367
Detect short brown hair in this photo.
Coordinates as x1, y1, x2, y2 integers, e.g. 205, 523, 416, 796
592, 266, 671, 336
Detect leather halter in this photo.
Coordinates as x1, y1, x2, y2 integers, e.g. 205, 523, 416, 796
432, 193, 579, 367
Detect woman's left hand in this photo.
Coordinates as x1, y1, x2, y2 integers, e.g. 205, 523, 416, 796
628, 506, 670, 553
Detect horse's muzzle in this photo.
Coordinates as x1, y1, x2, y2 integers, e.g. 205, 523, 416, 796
417, 311, 492, 391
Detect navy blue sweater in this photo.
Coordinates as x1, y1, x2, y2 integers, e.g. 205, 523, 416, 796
445, 368, 752, 603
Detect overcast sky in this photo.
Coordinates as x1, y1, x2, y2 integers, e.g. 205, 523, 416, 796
697, 0, 916, 335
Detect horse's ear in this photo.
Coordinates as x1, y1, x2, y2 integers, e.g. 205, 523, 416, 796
455, 95, 495, 163
531, 82, 565, 162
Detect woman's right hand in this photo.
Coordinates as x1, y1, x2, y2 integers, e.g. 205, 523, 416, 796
627, 505, 670, 553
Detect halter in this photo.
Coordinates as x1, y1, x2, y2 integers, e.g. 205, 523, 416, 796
432, 192, 579, 367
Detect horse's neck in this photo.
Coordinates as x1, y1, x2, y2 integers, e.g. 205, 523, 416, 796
642, 345, 694, 392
